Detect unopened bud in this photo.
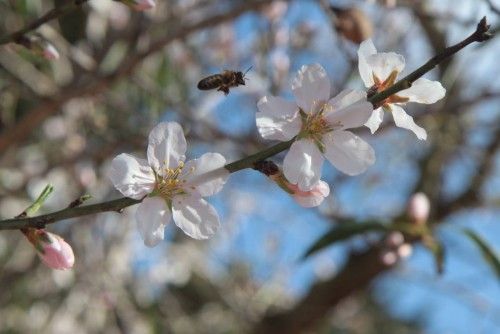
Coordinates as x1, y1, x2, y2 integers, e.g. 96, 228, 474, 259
118, 0, 156, 11
255, 161, 330, 208
24, 229, 74, 270
330, 6, 373, 44
384, 231, 404, 248
407, 192, 430, 225
379, 249, 398, 266
397, 243, 413, 258
18, 35, 59, 60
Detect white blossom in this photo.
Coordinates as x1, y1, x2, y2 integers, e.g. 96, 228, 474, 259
358, 39, 446, 140
109, 122, 229, 246
256, 63, 375, 191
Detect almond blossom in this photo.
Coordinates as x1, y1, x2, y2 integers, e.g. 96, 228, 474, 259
358, 39, 446, 140
256, 63, 375, 191
24, 229, 75, 270
109, 122, 229, 246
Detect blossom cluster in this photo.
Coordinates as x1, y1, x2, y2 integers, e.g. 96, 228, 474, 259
108, 39, 445, 247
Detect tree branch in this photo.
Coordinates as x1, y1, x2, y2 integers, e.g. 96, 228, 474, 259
0, 16, 492, 231
0, 1, 89, 45
367, 17, 492, 106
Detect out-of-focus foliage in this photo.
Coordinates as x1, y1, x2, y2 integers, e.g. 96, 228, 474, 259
0, 0, 499, 333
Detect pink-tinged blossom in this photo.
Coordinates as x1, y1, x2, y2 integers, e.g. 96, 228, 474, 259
256, 63, 375, 191
109, 122, 229, 247
270, 174, 330, 208
407, 192, 430, 225
358, 39, 446, 140
24, 229, 75, 270
42, 43, 60, 60
121, 0, 156, 11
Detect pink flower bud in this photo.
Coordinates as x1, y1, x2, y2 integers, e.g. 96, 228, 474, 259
24, 229, 74, 270
397, 243, 413, 259
407, 192, 430, 225
385, 231, 404, 248
42, 43, 60, 60
132, 0, 156, 11
273, 177, 330, 208
379, 249, 398, 266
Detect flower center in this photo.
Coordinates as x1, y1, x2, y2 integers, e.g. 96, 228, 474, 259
299, 101, 341, 153
153, 161, 194, 201
368, 70, 409, 109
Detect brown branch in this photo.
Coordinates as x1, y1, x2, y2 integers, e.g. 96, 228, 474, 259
0, 0, 272, 153
0, 1, 89, 45
252, 247, 388, 334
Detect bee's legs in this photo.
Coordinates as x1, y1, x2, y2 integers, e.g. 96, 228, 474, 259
218, 86, 230, 95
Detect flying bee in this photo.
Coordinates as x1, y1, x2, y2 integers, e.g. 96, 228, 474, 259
197, 67, 251, 95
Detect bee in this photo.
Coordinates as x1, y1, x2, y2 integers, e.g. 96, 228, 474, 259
197, 67, 251, 95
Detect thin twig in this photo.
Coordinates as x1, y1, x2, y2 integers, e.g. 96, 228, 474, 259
0, 16, 492, 231
0, 1, 89, 45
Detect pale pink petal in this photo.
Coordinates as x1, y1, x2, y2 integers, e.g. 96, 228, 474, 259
366, 52, 405, 82
256, 95, 301, 141
364, 108, 384, 134
133, 0, 156, 11
172, 194, 220, 240
183, 153, 229, 197
293, 180, 330, 208
147, 122, 187, 173
398, 78, 446, 104
136, 197, 171, 247
390, 105, 427, 140
283, 139, 324, 191
323, 130, 375, 175
358, 39, 377, 87
325, 90, 373, 130
291, 63, 331, 112
39, 233, 74, 270
109, 153, 155, 199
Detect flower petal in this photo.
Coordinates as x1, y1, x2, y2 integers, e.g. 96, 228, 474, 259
364, 108, 384, 134
323, 130, 375, 175
283, 139, 324, 191
147, 122, 187, 173
183, 153, 229, 197
358, 39, 377, 87
136, 197, 171, 247
366, 52, 405, 82
172, 194, 220, 240
256, 95, 301, 141
291, 63, 331, 112
390, 105, 427, 140
398, 78, 446, 104
109, 153, 155, 199
326, 89, 373, 130
293, 180, 330, 208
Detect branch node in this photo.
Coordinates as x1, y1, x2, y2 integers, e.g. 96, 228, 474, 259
68, 194, 92, 208
476, 16, 493, 42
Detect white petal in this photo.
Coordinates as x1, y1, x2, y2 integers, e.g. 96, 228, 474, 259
172, 194, 220, 240
323, 130, 375, 175
326, 89, 373, 130
398, 78, 446, 104
183, 153, 229, 197
291, 63, 331, 112
390, 105, 427, 140
364, 108, 384, 134
109, 153, 155, 199
366, 52, 405, 82
256, 95, 301, 141
147, 122, 187, 172
136, 197, 171, 247
358, 39, 377, 87
283, 139, 324, 191
293, 180, 330, 208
